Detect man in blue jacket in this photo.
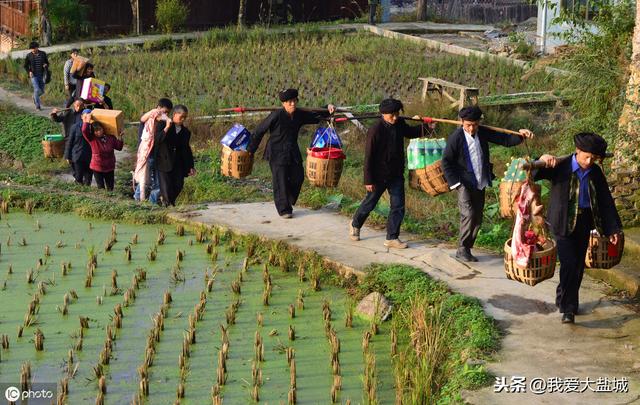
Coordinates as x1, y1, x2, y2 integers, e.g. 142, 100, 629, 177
442, 106, 534, 262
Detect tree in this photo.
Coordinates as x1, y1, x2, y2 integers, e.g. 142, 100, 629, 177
238, 0, 247, 29
129, 0, 140, 34
612, 2, 640, 226
39, 0, 52, 46
416, 0, 428, 21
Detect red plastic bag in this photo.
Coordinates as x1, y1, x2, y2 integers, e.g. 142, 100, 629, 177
307, 147, 346, 160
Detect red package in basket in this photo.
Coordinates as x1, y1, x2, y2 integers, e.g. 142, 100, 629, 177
308, 147, 346, 160
607, 241, 619, 257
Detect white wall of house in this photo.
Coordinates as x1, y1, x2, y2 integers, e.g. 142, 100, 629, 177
537, 0, 601, 54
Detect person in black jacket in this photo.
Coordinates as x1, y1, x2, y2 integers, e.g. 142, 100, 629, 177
51, 99, 85, 138
64, 108, 93, 186
247, 89, 335, 218
442, 106, 534, 262
73, 63, 95, 100
155, 105, 195, 206
349, 98, 423, 249
23, 42, 49, 110
536, 133, 622, 324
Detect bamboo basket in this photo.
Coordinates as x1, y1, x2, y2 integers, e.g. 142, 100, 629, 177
42, 140, 65, 159
585, 232, 624, 269
504, 238, 557, 286
414, 160, 449, 197
499, 181, 540, 219
306, 155, 343, 187
220, 146, 253, 179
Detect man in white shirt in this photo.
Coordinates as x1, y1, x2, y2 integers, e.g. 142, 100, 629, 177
442, 106, 534, 262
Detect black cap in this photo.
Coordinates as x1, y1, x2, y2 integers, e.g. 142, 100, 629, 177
379, 98, 403, 114
279, 88, 299, 102
459, 106, 483, 121
574, 132, 607, 157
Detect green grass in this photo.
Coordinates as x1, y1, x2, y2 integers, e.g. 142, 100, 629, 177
0, 104, 59, 165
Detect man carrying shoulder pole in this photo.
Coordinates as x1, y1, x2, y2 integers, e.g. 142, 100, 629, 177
442, 106, 534, 262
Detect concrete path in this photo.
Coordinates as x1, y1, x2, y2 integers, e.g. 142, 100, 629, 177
169, 202, 640, 404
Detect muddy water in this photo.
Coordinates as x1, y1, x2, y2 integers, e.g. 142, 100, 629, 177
0, 212, 395, 404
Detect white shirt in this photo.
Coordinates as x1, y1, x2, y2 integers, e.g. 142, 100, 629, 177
175, 125, 182, 134
463, 129, 488, 190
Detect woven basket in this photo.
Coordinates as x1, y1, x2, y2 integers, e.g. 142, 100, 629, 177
499, 181, 540, 219
220, 146, 253, 179
414, 160, 449, 197
42, 140, 65, 159
585, 232, 624, 269
306, 155, 343, 187
504, 238, 557, 286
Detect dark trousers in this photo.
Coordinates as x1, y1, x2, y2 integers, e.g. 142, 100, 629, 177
158, 170, 186, 206
94, 171, 115, 191
457, 186, 485, 250
72, 160, 92, 186
369, 4, 377, 24
352, 176, 405, 240
555, 210, 593, 315
270, 160, 304, 215
64, 84, 76, 108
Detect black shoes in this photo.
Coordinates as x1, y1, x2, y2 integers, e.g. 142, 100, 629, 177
455, 248, 478, 262
561, 313, 575, 324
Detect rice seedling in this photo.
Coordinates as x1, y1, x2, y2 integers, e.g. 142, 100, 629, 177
44, 244, 50, 257
195, 227, 207, 243
99, 375, 107, 394
296, 289, 304, 310
176, 224, 185, 236
1, 334, 9, 349
20, 361, 32, 392
24, 199, 35, 214
19, 236, 27, 246
132, 233, 139, 244
34, 328, 44, 351
26, 269, 34, 284
7, 264, 12, 275
288, 325, 295, 341
157, 228, 166, 245
147, 246, 157, 261
0, 200, 9, 213
125, 245, 132, 261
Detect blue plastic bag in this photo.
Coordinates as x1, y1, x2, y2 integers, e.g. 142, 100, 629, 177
310, 127, 342, 149
221, 124, 252, 150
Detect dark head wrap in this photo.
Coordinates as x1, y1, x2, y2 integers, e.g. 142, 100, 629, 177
379, 98, 403, 114
459, 106, 483, 121
279, 88, 299, 102
574, 132, 607, 157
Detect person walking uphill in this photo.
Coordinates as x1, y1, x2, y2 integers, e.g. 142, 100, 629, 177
536, 133, 622, 324
349, 98, 424, 249
63, 49, 79, 108
81, 112, 124, 191
247, 89, 335, 218
23, 42, 49, 111
442, 106, 534, 262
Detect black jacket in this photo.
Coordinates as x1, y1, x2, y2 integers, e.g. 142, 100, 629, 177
64, 122, 91, 164
442, 127, 523, 190
248, 109, 328, 165
155, 124, 194, 176
534, 157, 622, 238
24, 51, 49, 76
52, 110, 83, 138
364, 118, 422, 184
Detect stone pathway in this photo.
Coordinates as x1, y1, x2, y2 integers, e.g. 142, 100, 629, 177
169, 202, 640, 404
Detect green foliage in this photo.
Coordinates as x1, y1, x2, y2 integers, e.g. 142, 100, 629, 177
359, 263, 500, 402
0, 105, 59, 165
48, 0, 91, 40
553, 0, 635, 149
155, 0, 189, 34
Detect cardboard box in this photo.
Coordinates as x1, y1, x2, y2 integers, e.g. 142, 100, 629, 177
221, 124, 251, 150
80, 78, 106, 104
92, 109, 124, 136
71, 56, 90, 75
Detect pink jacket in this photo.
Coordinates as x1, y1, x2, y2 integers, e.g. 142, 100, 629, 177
82, 122, 124, 173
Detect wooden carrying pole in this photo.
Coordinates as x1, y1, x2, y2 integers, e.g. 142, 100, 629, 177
521, 153, 614, 170
334, 115, 522, 136
219, 106, 350, 114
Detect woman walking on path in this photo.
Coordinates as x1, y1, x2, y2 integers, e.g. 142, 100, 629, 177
81, 112, 124, 191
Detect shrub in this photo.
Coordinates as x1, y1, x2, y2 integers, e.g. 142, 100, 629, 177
155, 0, 189, 34
48, 0, 91, 41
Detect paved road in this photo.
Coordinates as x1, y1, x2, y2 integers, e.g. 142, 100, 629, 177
170, 201, 640, 405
